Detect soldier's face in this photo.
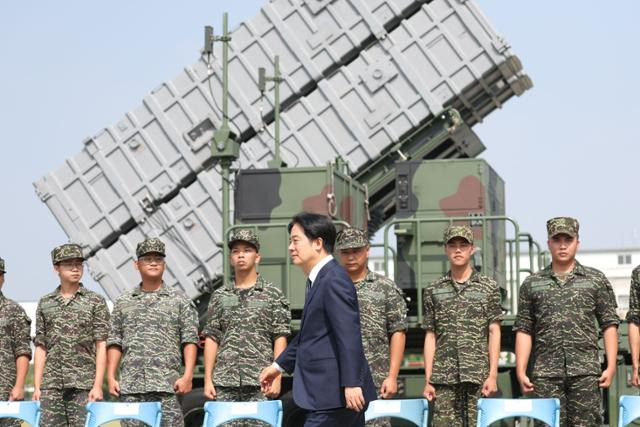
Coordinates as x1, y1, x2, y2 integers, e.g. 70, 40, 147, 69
444, 238, 474, 267
0, 273, 4, 289
134, 253, 166, 280
54, 258, 84, 284
288, 223, 322, 268
339, 246, 369, 274
230, 242, 260, 272
548, 234, 579, 264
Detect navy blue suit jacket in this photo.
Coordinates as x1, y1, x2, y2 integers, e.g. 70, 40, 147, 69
276, 259, 377, 411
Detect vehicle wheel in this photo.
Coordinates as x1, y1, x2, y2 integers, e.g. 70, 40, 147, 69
181, 388, 207, 427
281, 391, 307, 427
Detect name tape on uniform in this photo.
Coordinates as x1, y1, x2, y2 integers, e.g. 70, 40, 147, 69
231, 402, 258, 415
0, 402, 20, 414
372, 400, 402, 413
113, 403, 141, 416
503, 400, 532, 413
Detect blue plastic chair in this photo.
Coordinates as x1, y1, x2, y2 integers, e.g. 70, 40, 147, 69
0, 401, 40, 426
365, 399, 428, 427
619, 395, 640, 426
84, 401, 162, 427
476, 398, 560, 427
203, 400, 282, 427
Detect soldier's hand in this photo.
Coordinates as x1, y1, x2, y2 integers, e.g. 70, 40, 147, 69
259, 366, 281, 394
344, 387, 365, 412
173, 375, 193, 395
264, 375, 281, 399
204, 380, 217, 400
422, 383, 436, 401
379, 376, 398, 399
32, 388, 41, 401
517, 374, 534, 394
481, 375, 498, 397
599, 368, 615, 389
88, 385, 103, 402
9, 385, 24, 401
633, 366, 640, 388
108, 378, 120, 397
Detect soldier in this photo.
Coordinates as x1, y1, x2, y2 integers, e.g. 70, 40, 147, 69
0, 257, 32, 427
627, 264, 640, 386
107, 238, 199, 427
422, 225, 502, 427
33, 244, 110, 427
514, 217, 619, 426
202, 229, 291, 426
335, 228, 407, 427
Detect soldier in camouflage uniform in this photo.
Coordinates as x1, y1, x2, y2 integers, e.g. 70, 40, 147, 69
0, 257, 32, 427
627, 264, 640, 387
422, 225, 502, 427
107, 238, 199, 427
336, 228, 408, 427
33, 244, 110, 427
514, 217, 619, 427
203, 229, 291, 427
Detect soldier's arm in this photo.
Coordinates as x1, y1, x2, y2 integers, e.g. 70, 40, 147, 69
202, 293, 223, 392
90, 297, 110, 401
421, 286, 437, 400
599, 325, 618, 388
106, 301, 124, 396
628, 269, 640, 385
513, 281, 534, 392
32, 302, 46, 400
9, 307, 31, 400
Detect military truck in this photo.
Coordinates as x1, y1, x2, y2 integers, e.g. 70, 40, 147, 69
33, 0, 637, 425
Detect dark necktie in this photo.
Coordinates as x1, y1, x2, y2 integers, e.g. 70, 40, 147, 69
305, 278, 312, 300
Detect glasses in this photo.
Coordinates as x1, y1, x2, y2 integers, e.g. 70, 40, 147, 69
59, 261, 84, 270
138, 256, 165, 265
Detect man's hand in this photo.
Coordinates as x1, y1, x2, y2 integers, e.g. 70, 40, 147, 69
633, 365, 640, 388
9, 385, 24, 401
517, 373, 534, 394
379, 376, 398, 399
204, 380, 217, 400
108, 378, 120, 397
259, 365, 281, 394
599, 368, 615, 389
264, 375, 282, 399
88, 385, 104, 402
173, 375, 193, 395
32, 388, 41, 401
422, 383, 436, 401
481, 375, 498, 397
344, 387, 365, 412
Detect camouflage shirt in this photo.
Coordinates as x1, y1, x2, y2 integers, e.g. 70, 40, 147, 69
514, 261, 620, 377
34, 284, 110, 390
422, 271, 502, 385
354, 270, 408, 387
203, 276, 291, 387
0, 291, 32, 393
107, 283, 199, 394
626, 265, 640, 324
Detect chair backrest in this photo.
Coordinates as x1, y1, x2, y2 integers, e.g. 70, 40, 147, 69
202, 400, 283, 427
365, 399, 428, 427
476, 398, 560, 427
619, 395, 640, 427
84, 401, 162, 427
0, 401, 41, 426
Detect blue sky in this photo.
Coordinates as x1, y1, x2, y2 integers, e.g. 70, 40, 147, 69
1, 1, 638, 301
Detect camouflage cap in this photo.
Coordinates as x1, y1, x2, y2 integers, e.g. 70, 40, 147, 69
0, 256, 5, 273
547, 217, 579, 238
228, 229, 260, 251
336, 228, 369, 250
51, 243, 85, 264
443, 225, 474, 244
136, 238, 166, 258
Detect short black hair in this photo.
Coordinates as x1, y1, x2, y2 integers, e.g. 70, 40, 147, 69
288, 212, 336, 254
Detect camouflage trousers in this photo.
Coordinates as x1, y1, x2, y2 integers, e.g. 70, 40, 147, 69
0, 391, 21, 427
121, 392, 183, 427
532, 375, 601, 427
430, 382, 482, 427
40, 388, 89, 427
216, 385, 269, 427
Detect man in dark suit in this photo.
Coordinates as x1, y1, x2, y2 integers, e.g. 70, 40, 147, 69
259, 212, 376, 426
